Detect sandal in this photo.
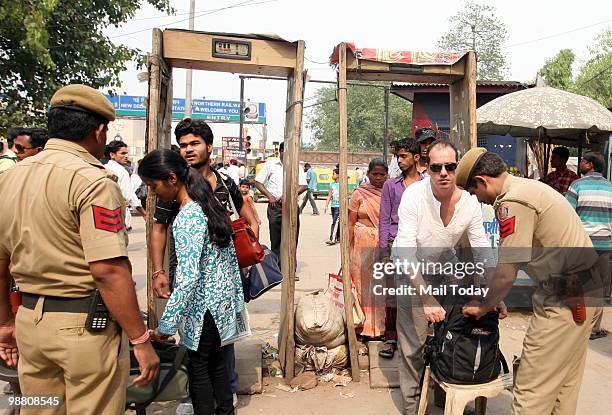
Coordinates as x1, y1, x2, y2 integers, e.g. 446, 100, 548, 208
590, 329, 608, 340
378, 340, 396, 359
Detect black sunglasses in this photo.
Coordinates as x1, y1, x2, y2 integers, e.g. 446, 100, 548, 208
429, 162, 457, 173
15, 143, 34, 152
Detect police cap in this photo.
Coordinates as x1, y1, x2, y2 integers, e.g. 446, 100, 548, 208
50, 84, 116, 122
455, 147, 487, 189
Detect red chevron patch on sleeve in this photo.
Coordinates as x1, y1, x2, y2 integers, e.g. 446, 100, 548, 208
499, 216, 515, 238
92, 205, 124, 233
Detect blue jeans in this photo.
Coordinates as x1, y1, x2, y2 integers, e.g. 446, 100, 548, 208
222, 343, 238, 394
329, 207, 340, 242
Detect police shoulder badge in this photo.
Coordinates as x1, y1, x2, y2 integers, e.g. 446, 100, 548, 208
497, 203, 515, 238
92, 205, 124, 233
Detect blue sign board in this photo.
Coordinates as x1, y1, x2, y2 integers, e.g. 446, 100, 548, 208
105, 95, 265, 123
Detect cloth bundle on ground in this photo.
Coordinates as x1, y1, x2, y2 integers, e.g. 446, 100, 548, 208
295, 344, 349, 373
295, 291, 346, 349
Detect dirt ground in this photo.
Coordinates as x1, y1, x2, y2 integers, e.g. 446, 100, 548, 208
2, 199, 610, 415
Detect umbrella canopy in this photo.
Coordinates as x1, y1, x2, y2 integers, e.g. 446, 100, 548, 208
477, 86, 612, 139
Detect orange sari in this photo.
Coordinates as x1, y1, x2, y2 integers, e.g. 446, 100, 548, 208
349, 184, 385, 338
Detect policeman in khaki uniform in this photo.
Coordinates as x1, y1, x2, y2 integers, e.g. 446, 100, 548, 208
457, 148, 604, 415
0, 85, 159, 414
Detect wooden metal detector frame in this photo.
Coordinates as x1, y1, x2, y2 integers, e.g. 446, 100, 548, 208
335, 43, 477, 381
145, 28, 305, 380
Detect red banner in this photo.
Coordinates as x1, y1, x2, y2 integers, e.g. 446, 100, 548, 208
330, 43, 467, 66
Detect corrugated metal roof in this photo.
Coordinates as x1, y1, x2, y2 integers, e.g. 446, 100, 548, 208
391, 81, 534, 88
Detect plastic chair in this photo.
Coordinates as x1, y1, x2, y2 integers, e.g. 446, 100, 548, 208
417, 365, 511, 415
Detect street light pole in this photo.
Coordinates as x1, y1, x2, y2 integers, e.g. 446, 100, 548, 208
239, 76, 245, 152
184, 0, 195, 118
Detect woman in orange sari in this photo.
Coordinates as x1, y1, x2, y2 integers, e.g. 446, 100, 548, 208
349, 159, 388, 338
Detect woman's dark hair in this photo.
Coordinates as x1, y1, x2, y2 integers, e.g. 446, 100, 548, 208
48, 107, 108, 141
466, 152, 508, 189
175, 118, 214, 145
138, 149, 232, 248
368, 158, 388, 173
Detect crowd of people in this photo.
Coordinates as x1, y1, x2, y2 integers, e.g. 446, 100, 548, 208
0, 84, 610, 415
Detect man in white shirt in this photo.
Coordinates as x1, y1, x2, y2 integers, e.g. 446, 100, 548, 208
105, 140, 146, 230
227, 159, 241, 185
392, 140, 501, 414
388, 140, 402, 179
254, 142, 308, 259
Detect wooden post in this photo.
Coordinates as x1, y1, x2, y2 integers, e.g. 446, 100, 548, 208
449, 51, 477, 154
278, 40, 305, 381
338, 43, 361, 381
145, 28, 164, 329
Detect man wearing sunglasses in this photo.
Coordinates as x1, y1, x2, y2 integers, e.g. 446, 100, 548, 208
13, 128, 48, 161
392, 140, 499, 414
457, 148, 603, 415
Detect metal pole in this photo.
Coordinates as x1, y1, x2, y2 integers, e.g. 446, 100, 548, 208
262, 123, 268, 158
383, 85, 390, 162
239, 76, 245, 151
184, 0, 195, 118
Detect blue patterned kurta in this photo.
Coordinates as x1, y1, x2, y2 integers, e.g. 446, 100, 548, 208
158, 201, 245, 350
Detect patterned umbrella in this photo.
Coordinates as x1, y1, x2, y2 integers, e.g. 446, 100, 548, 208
477, 86, 612, 138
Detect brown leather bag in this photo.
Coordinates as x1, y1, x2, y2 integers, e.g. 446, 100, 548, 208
221, 176, 265, 268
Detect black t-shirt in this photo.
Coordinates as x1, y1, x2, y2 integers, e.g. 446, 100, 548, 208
154, 169, 244, 225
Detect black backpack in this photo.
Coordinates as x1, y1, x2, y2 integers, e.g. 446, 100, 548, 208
427, 304, 509, 385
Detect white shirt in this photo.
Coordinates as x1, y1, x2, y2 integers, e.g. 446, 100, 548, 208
238, 165, 246, 179
393, 177, 493, 267
255, 159, 307, 199
105, 160, 141, 208
227, 164, 241, 185
389, 155, 401, 178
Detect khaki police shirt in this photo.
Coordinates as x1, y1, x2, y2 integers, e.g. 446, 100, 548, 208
494, 175, 598, 281
0, 139, 129, 297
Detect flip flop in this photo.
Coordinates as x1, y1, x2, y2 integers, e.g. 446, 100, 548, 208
590, 329, 608, 340
378, 341, 396, 358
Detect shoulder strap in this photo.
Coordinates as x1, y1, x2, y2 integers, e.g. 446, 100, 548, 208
218, 172, 240, 217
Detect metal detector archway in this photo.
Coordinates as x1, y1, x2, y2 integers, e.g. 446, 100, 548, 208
145, 28, 305, 379
332, 43, 477, 381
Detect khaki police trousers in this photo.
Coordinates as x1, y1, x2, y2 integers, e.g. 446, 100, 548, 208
512, 292, 600, 415
15, 303, 129, 415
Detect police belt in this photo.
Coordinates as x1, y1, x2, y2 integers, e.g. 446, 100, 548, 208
22, 293, 91, 313
538, 270, 592, 293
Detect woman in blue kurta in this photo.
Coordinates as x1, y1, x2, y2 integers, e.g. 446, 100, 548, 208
139, 149, 244, 415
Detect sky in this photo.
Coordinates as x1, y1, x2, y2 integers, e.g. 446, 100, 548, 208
104, 0, 612, 145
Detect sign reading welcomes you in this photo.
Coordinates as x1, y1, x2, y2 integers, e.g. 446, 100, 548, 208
105, 95, 266, 123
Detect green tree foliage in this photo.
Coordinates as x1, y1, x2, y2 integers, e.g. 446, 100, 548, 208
307, 84, 412, 152
539, 49, 575, 90
574, 28, 612, 107
0, 0, 172, 136
537, 28, 611, 108
437, 0, 508, 80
